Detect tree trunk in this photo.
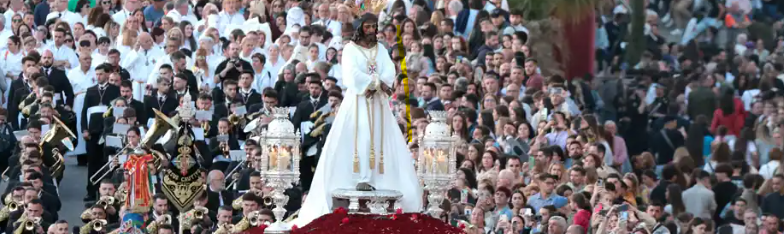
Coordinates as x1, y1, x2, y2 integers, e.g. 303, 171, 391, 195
625, 0, 647, 66
561, 9, 596, 81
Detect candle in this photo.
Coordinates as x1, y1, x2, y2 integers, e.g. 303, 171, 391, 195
269, 147, 278, 170
279, 149, 291, 170
436, 150, 448, 174
424, 149, 433, 174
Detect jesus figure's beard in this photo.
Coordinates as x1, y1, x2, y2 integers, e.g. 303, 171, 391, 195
363, 33, 378, 45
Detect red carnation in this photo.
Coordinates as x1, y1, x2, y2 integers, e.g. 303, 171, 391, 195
291, 225, 298, 231
391, 214, 398, 220
341, 217, 349, 224
411, 214, 419, 220
459, 223, 466, 229
395, 208, 403, 214
334, 207, 347, 215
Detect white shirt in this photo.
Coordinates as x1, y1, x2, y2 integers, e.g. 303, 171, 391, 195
0, 30, 12, 50
47, 44, 80, 70
314, 19, 342, 37
252, 67, 274, 93
122, 46, 165, 82
239, 47, 266, 63
1, 49, 24, 77
112, 7, 133, 29
46, 10, 81, 29
267, 56, 285, 77
217, 11, 245, 37
91, 51, 108, 67
67, 66, 96, 95
166, 9, 199, 25
759, 160, 780, 180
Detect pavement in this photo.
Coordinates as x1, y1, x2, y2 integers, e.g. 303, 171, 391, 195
0, 155, 89, 227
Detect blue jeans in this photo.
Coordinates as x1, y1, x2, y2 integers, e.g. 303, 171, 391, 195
680, 17, 720, 45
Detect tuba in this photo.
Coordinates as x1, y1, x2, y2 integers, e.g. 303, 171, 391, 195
79, 219, 107, 234
141, 109, 177, 148
41, 115, 76, 178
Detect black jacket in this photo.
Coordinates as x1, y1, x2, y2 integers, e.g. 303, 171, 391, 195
43, 67, 75, 107
143, 92, 178, 117
81, 84, 121, 136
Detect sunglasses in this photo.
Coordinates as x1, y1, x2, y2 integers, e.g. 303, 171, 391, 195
12, 19, 22, 23
102, 1, 110, 4
65, 39, 73, 42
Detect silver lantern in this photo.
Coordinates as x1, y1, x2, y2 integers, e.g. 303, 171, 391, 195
416, 111, 458, 218
259, 107, 301, 233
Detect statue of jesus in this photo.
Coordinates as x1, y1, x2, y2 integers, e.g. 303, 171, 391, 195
294, 14, 423, 225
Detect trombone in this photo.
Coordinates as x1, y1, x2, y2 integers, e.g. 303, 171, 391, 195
224, 154, 248, 189
90, 140, 129, 185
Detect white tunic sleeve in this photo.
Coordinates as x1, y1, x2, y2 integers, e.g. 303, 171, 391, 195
342, 43, 372, 94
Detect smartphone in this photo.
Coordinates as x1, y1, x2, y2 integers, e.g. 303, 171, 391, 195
464, 208, 472, 216
597, 180, 604, 188
528, 155, 535, 172
619, 204, 629, 212
619, 211, 629, 230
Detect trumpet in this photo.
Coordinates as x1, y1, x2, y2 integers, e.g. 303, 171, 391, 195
262, 195, 274, 208
96, 196, 115, 210
161, 214, 171, 225
201, 121, 210, 136
80, 219, 108, 234
0, 201, 19, 222
247, 210, 262, 227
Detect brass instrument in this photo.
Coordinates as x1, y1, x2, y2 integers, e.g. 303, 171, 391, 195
177, 206, 208, 234
41, 115, 76, 178
0, 201, 20, 222
79, 219, 107, 234
201, 121, 210, 136
90, 143, 130, 185
231, 210, 262, 233
115, 183, 128, 204
145, 214, 171, 234
214, 223, 235, 234
228, 114, 245, 128
19, 92, 38, 117
80, 208, 93, 223
225, 155, 248, 189
232, 189, 263, 210
141, 109, 177, 148
96, 196, 115, 210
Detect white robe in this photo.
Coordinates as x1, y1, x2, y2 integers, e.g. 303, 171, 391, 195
294, 42, 423, 226
65, 67, 96, 156
122, 47, 165, 101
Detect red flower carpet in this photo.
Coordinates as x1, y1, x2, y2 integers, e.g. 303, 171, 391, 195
290, 208, 465, 234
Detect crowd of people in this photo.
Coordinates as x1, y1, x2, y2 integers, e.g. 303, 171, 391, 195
0, 0, 782, 233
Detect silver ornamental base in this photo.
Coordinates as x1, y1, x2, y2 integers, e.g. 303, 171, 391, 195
264, 172, 298, 234
331, 189, 403, 214
423, 176, 451, 218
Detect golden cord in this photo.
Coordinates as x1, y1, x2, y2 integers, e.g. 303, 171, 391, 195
353, 95, 360, 173
367, 95, 375, 170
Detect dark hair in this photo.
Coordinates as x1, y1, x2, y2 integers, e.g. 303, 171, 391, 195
666, 184, 686, 216
570, 192, 591, 210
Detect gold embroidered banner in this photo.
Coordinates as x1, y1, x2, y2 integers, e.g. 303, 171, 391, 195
160, 168, 205, 212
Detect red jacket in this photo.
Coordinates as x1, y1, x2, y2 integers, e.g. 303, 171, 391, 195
573, 209, 591, 232
710, 98, 746, 136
